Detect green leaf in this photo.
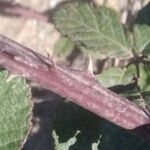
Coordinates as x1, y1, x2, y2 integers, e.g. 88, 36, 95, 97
53, 1, 131, 58
133, 3, 150, 53
135, 63, 150, 111
97, 65, 150, 109
138, 63, 150, 91
0, 71, 30, 150
134, 25, 150, 53
97, 65, 136, 88
54, 36, 75, 57
143, 42, 150, 58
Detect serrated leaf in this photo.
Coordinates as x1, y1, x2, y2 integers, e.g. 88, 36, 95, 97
53, 1, 131, 58
54, 36, 75, 57
133, 3, 150, 53
0, 71, 30, 150
97, 65, 136, 88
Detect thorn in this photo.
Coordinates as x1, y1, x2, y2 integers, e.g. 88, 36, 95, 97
6, 73, 18, 82
87, 54, 94, 74
46, 52, 55, 67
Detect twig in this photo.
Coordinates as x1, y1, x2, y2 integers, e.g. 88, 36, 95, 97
0, 34, 150, 142
0, 1, 49, 22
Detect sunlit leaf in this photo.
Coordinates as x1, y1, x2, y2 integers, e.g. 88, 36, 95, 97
54, 36, 75, 57
53, 1, 131, 58
0, 71, 30, 150
97, 65, 136, 88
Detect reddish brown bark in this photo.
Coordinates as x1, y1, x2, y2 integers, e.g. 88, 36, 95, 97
0, 34, 150, 142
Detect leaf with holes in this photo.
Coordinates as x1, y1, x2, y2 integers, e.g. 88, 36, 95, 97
0, 71, 30, 150
53, 1, 131, 58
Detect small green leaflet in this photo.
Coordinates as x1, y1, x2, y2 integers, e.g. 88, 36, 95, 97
97, 66, 136, 88
97, 64, 150, 115
0, 71, 30, 150
53, 1, 131, 58
54, 36, 75, 57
